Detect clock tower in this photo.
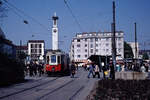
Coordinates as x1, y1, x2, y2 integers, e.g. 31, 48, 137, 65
52, 12, 59, 50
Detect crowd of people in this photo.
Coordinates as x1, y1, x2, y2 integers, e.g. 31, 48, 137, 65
24, 61, 44, 77
24, 60, 150, 79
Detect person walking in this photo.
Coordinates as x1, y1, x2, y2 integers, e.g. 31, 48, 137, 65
94, 64, 100, 78
33, 61, 37, 76
87, 64, 94, 78
38, 63, 44, 77
29, 62, 33, 77
102, 62, 107, 79
71, 62, 76, 78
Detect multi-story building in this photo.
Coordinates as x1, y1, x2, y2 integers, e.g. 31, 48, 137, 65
15, 45, 28, 63
127, 42, 139, 58
70, 31, 124, 63
27, 40, 45, 62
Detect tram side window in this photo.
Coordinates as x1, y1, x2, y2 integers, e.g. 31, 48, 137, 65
46, 56, 49, 64
51, 55, 56, 63
58, 56, 61, 64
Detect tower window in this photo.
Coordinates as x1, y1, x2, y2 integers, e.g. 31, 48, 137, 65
54, 20, 56, 25
77, 39, 80, 42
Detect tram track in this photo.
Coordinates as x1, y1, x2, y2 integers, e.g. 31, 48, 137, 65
38, 79, 75, 100
0, 77, 60, 99
69, 85, 85, 100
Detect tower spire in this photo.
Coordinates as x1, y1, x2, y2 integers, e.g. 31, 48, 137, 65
52, 12, 59, 50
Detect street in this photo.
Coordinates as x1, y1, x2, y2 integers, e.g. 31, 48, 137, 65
0, 68, 100, 100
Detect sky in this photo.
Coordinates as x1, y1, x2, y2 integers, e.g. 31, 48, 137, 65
1, 0, 150, 52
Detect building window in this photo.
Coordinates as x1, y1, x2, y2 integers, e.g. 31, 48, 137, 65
85, 44, 87, 47
85, 38, 87, 42
31, 49, 34, 53
35, 44, 37, 48
91, 49, 93, 53
96, 49, 98, 52
77, 39, 80, 42
95, 38, 98, 41
39, 44, 42, 48
90, 38, 93, 42
106, 38, 109, 41
77, 55, 80, 58
77, 49, 80, 52
77, 44, 80, 47
31, 44, 33, 48
90, 44, 93, 48
39, 49, 41, 53
35, 49, 37, 53
85, 55, 87, 57
85, 49, 87, 52
106, 49, 109, 52
96, 44, 98, 47
106, 43, 109, 46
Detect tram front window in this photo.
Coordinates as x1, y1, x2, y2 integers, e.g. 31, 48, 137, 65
51, 55, 56, 63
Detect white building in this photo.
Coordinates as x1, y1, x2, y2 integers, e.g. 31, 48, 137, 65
70, 31, 124, 63
27, 40, 45, 62
127, 42, 139, 59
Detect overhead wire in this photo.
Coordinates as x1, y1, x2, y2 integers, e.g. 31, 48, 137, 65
64, 0, 83, 32
4, 2, 37, 38
2, 0, 52, 39
3, 0, 49, 32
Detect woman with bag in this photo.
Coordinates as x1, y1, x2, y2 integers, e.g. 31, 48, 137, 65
94, 64, 100, 78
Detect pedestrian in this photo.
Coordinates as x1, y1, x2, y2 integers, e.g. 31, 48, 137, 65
71, 62, 76, 78
33, 61, 37, 76
102, 62, 107, 79
87, 63, 94, 78
38, 63, 44, 77
29, 62, 33, 77
94, 64, 100, 78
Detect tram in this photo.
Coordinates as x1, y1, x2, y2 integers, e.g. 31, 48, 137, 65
45, 50, 70, 76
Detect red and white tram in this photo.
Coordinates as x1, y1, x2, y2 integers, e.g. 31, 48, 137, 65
45, 50, 70, 76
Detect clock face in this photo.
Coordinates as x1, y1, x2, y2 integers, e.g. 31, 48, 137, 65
53, 29, 57, 33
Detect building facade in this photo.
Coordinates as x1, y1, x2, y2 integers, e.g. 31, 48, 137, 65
27, 40, 45, 62
15, 45, 28, 63
127, 42, 139, 59
70, 31, 124, 63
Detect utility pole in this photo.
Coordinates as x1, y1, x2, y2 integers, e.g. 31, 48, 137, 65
134, 22, 138, 59
111, 1, 116, 80
134, 22, 138, 71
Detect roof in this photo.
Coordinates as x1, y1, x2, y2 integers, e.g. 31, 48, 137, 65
15, 45, 28, 50
28, 40, 45, 43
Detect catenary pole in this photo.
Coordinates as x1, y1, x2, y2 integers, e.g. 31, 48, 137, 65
111, 1, 116, 79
